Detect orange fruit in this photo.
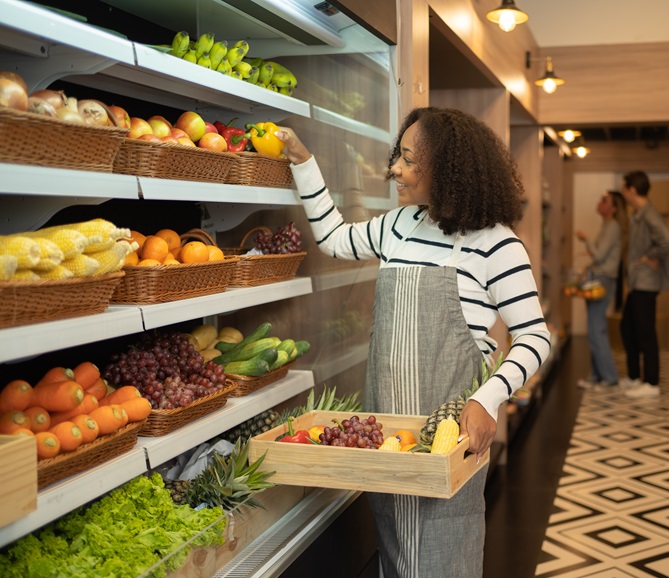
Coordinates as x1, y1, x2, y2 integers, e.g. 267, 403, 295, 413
154, 228, 181, 251
137, 258, 163, 267
164, 258, 180, 265
180, 241, 209, 264
207, 245, 225, 261
124, 251, 139, 266
126, 230, 146, 253
141, 235, 169, 263
401, 443, 417, 452
392, 429, 417, 448
171, 246, 182, 261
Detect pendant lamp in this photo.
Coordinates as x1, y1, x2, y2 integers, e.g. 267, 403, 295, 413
486, 0, 529, 32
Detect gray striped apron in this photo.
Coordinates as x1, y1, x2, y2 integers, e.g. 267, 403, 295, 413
365, 235, 489, 578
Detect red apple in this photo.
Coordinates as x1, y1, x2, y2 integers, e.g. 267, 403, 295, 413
198, 132, 228, 152
148, 117, 171, 138
213, 120, 227, 135
138, 133, 162, 143
149, 115, 172, 129
160, 135, 179, 145
170, 127, 189, 139
108, 105, 131, 129
174, 111, 206, 143
177, 137, 196, 147
128, 117, 153, 139
204, 121, 218, 135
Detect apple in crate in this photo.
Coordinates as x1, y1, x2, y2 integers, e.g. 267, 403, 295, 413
148, 116, 172, 138
204, 121, 218, 135
198, 132, 228, 152
138, 134, 162, 143
108, 105, 130, 129
175, 111, 206, 143
128, 117, 153, 139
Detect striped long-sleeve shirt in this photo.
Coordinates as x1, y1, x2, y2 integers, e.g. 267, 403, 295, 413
291, 156, 551, 420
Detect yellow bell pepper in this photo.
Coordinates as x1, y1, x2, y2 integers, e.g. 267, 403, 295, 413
308, 425, 326, 442
245, 122, 285, 158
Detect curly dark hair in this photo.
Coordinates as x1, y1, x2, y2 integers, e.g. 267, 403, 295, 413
387, 107, 525, 235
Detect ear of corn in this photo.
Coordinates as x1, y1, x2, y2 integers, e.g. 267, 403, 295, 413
30, 237, 64, 271
11, 269, 40, 281
0, 255, 18, 281
430, 416, 459, 455
36, 265, 74, 280
26, 219, 131, 254
61, 254, 100, 277
0, 236, 41, 269
24, 228, 101, 260
87, 240, 138, 275
378, 435, 402, 451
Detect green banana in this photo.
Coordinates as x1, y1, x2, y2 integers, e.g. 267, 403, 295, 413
197, 51, 212, 69
256, 81, 268, 88
209, 41, 228, 70
233, 61, 254, 78
279, 86, 294, 96
170, 31, 190, 58
264, 61, 297, 84
245, 66, 260, 84
216, 59, 232, 75
266, 82, 278, 92
258, 62, 274, 85
195, 32, 215, 59
182, 48, 197, 64
229, 40, 249, 57
244, 56, 263, 68
228, 70, 243, 81
225, 47, 246, 68
271, 72, 296, 88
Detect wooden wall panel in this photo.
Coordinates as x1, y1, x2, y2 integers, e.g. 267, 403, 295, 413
397, 0, 430, 117
538, 42, 669, 125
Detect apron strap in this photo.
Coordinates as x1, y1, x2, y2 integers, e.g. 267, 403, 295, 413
449, 233, 463, 267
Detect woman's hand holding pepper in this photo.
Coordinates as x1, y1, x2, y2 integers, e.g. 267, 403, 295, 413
458, 400, 496, 463
275, 127, 312, 165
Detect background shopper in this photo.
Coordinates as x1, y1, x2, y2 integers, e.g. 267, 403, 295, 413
619, 171, 669, 398
575, 191, 626, 389
277, 107, 551, 578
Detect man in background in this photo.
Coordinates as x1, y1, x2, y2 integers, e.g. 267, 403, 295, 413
619, 171, 669, 398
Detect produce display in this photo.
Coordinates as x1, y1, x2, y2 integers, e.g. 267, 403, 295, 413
563, 279, 606, 300
165, 31, 299, 96
0, 473, 227, 578
123, 227, 225, 267
0, 362, 151, 460
253, 222, 303, 255
0, 219, 135, 281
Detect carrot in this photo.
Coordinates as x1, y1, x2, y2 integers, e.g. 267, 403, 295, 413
85, 377, 109, 402
23, 406, 51, 433
89, 405, 124, 435
13, 427, 35, 437
120, 397, 152, 422
72, 361, 100, 389
49, 394, 99, 426
49, 421, 83, 452
35, 431, 61, 459
0, 410, 29, 434
32, 380, 84, 413
35, 366, 75, 387
99, 385, 141, 407
0, 380, 33, 412
113, 404, 129, 427
72, 415, 100, 444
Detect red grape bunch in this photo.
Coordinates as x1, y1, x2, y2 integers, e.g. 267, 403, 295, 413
319, 415, 384, 449
254, 222, 302, 254
102, 331, 228, 410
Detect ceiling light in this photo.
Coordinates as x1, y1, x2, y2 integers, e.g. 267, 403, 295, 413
526, 53, 565, 94
558, 130, 581, 143
486, 0, 529, 32
571, 137, 590, 158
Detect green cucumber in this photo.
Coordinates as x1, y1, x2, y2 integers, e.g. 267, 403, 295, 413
214, 340, 238, 353
238, 322, 272, 348
224, 358, 270, 377
268, 350, 289, 371
229, 337, 281, 362
294, 340, 311, 358
276, 339, 295, 354
254, 347, 278, 366
212, 323, 274, 365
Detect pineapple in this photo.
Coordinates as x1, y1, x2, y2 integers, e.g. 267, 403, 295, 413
276, 384, 362, 424
222, 409, 279, 443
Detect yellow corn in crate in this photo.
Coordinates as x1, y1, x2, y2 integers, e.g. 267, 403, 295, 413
0, 236, 40, 269
0, 255, 18, 281
61, 253, 100, 277
29, 237, 64, 272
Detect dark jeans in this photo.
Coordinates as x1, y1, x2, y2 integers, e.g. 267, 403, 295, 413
620, 289, 659, 385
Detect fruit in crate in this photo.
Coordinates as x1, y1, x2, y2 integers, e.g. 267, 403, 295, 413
175, 110, 206, 142
276, 384, 362, 424
198, 131, 228, 152
316, 414, 385, 449
128, 117, 153, 139
254, 222, 302, 254
108, 105, 131, 129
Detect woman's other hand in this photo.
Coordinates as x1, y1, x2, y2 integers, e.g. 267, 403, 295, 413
275, 127, 312, 165
458, 400, 496, 462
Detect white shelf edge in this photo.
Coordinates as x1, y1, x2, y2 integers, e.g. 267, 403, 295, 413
139, 369, 315, 468
311, 264, 378, 292
0, 447, 148, 549
139, 277, 313, 329
0, 306, 145, 364
311, 106, 390, 143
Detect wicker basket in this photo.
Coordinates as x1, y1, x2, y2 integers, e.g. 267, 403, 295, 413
0, 103, 128, 172
0, 271, 125, 329
113, 139, 235, 183
37, 420, 145, 490
226, 152, 293, 188
223, 227, 306, 287
226, 361, 295, 397
139, 380, 237, 436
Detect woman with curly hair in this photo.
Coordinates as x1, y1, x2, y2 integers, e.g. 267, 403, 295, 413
277, 107, 550, 578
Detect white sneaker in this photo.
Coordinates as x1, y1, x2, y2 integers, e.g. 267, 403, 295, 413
577, 378, 599, 389
619, 376, 642, 390
624, 383, 660, 399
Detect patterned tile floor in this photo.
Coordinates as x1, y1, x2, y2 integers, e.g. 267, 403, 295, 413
535, 353, 669, 578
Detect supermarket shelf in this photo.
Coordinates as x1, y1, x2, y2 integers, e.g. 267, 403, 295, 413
312, 105, 390, 144
314, 343, 368, 382
216, 488, 360, 578
0, 306, 145, 364
0, 447, 148, 549
139, 369, 315, 468
139, 277, 313, 329
311, 263, 378, 292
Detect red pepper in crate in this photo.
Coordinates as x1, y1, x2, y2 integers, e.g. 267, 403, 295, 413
277, 416, 312, 444
218, 118, 251, 152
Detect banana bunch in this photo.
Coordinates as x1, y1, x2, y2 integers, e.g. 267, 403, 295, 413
241, 57, 298, 96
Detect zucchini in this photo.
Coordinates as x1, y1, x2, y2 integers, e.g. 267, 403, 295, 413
268, 350, 289, 371
238, 322, 272, 348
295, 340, 311, 358
212, 326, 276, 365
214, 340, 238, 353
276, 339, 295, 354
228, 337, 281, 362
224, 358, 270, 377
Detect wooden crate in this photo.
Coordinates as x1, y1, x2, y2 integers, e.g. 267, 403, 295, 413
0, 435, 37, 528
249, 410, 489, 499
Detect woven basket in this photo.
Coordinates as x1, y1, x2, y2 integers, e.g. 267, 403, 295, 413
139, 380, 237, 436
0, 271, 125, 329
37, 420, 145, 490
226, 152, 293, 188
223, 227, 306, 287
226, 361, 295, 397
0, 103, 128, 172
113, 139, 235, 183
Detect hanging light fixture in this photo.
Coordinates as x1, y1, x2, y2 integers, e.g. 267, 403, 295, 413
486, 0, 529, 32
571, 137, 590, 158
558, 130, 581, 143
526, 52, 566, 94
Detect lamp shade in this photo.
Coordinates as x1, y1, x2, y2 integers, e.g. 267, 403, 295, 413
486, 0, 529, 32
534, 57, 565, 94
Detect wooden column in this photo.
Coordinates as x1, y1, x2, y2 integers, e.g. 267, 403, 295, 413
397, 0, 430, 117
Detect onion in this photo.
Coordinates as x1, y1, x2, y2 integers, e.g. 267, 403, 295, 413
29, 89, 67, 110
56, 107, 85, 124
0, 71, 28, 93
77, 99, 109, 126
0, 78, 28, 111
27, 96, 57, 117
